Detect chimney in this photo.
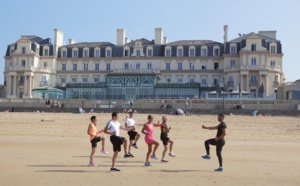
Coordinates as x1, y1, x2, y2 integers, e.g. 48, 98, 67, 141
224, 25, 228, 43
54, 29, 64, 56
258, 31, 277, 39
163, 37, 168, 44
69, 39, 76, 45
117, 29, 125, 46
155, 28, 163, 45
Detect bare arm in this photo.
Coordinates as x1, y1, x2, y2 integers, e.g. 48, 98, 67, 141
202, 125, 218, 130
104, 126, 115, 135
87, 124, 98, 137
141, 124, 147, 134
161, 123, 171, 133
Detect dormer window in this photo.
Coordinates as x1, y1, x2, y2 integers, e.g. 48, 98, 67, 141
106, 47, 112, 57
22, 47, 26, 54
177, 46, 183, 56
201, 46, 207, 56
189, 46, 195, 56
72, 48, 78, 58
165, 46, 171, 57
230, 44, 237, 54
44, 49, 49, 56
83, 48, 89, 58
147, 46, 153, 57
213, 46, 220, 56
95, 48, 100, 57
251, 44, 256, 51
136, 50, 141, 57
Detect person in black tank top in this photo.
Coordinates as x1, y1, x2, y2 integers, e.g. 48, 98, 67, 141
160, 116, 175, 162
201, 113, 227, 172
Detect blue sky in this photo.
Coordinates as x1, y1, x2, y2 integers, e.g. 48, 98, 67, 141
0, 0, 299, 83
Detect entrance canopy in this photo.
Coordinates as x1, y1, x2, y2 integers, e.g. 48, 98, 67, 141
32, 86, 64, 98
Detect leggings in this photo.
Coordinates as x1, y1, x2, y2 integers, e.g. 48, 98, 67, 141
204, 138, 225, 167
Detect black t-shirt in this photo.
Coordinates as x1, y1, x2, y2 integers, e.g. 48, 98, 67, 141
216, 122, 226, 139
160, 124, 168, 138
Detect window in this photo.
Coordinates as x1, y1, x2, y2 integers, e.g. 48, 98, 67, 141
136, 50, 140, 57
177, 48, 183, 56
106, 49, 111, 57
214, 48, 219, 56
229, 76, 234, 82
189, 79, 195, 83
106, 63, 110, 70
94, 78, 99, 82
147, 63, 152, 70
190, 62, 194, 70
41, 76, 47, 82
22, 47, 26, 54
230, 60, 236, 68
84, 63, 88, 70
10, 49, 14, 55
251, 58, 257, 66
84, 50, 89, 57
147, 49, 153, 57
20, 76, 25, 83
124, 49, 129, 57
73, 50, 78, 58
62, 51, 67, 58
190, 48, 195, 56
95, 50, 100, 57
44, 62, 48, 69
61, 78, 66, 83
178, 62, 182, 70
230, 46, 236, 54
166, 78, 171, 83
201, 48, 207, 56
165, 49, 171, 56
95, 63, 99, 70
136, 63, 140, 70
270, 60, 275, 67
44, 49, 49, 56
166, 62, 170, 70
214, 63, 219, 70
214, 79, 219, 85
270, 46, 276, 54
201, 79, 207, 85
251, 44, 256, 51
83, 78, 88, 82
21, 60, 26, 67
72, 78, 77, 83
178, 78, 183, 83
62, 63, 66, 70
250, 75, 257, 82
202, 63, 207, 70
124, 63, 129, 70
73, 64, 77, 70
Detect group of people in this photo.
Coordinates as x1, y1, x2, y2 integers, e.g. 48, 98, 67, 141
87, 112, 227, 172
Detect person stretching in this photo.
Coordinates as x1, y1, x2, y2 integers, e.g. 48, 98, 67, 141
125, 111, 141, 157
160, 116, 175, 162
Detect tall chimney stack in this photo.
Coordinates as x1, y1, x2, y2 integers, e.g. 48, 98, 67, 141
224, 25, 228, 43
117, 29, 125, 46
54, 29, 64, 56
155, 28, 163, 45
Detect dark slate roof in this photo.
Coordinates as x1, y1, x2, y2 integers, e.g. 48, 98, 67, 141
124, 38, 155, 46
167, 40, 222, 46
229, 32, 280, 43
61, 42, 115, 48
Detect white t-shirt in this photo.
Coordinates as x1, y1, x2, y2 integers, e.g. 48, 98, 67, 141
106, 120, 121, 136
125, 117, 136, 127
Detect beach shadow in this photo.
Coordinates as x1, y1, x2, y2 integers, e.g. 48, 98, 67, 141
148, 169, 210, 173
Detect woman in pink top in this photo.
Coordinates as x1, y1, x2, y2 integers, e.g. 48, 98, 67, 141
141, 115, 162, 166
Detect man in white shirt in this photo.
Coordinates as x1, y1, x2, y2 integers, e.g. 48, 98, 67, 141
125, 111, 141, 157
104, 112, 132, 172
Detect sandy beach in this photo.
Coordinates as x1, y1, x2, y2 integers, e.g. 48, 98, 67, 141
0, 112, 299, 186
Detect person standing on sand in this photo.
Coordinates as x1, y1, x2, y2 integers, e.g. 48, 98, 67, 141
141, 115, 162, 166
124, 111, 141, 157
104, 112, 133, 172
87, 116, 108, 167
201, 113, 227, 172
160, 116, 175, 162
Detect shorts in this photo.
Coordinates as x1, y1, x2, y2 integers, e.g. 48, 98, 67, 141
90, 137, 101, 148
127, 130, 138, 141
160, 136, 170, 146
110, 135, 125, 152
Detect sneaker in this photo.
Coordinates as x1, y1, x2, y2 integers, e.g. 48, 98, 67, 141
124, 154, 131, 158
144, 161, 152, 166
132, 143, 138, 149
215, 167, 224, 172
169, 152, 175, 157
110, 167, 121, 172
100, 149, 109, 154
128, 152, 134, 157
89, 162, 97, 167
161, 159, 168, 162
201, 155, 211, 159
151, 154, 158, 159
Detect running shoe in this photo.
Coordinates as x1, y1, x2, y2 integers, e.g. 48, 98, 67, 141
169, 152, 175, 157
124, 154, 131, 158
161, 159, 168, 162
151, 154, 158, 159
201, 155, 211, 159
110, 167, 121, 172
89, 162, 97, 167
100, 149, 109, 154
132, 143, 138, 149
128, 152, 134, 157
144, 161, 152, 166
215, 167, 224, 172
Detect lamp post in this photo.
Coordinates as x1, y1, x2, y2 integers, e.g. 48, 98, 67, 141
222, 76, 225, 110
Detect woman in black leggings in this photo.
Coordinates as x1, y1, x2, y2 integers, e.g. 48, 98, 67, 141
202, 113, 227, 172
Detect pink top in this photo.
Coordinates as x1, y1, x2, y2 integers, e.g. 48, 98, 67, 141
144, 123, 154, 144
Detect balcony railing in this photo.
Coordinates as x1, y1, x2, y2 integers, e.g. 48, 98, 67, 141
241, 65, 268, 70
249, 81, 258, 87
273, 81, 279, 87
227, 81, 234, 88
40, 81, 48, 86
9, 66, 33, 71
